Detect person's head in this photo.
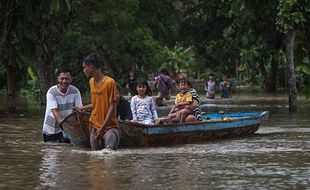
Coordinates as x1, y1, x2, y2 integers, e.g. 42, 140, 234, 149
177, 72, 187, 80
83, 53, 100, 78
160, 68, 169, 76
135, 78, 151, 97
208, 74, 215, 81
57, 68, 72, 93
176, 79, 190, 94
177, 72, 193, 88
222, 74, 228, 81
129, 70, 135, 78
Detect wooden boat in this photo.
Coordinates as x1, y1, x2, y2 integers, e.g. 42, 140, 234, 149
60, 111, 269, 148
60, 111, 91, 148
120, 111, 269, 147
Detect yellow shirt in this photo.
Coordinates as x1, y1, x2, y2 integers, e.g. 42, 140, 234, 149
175, 91, 192, 104
89, 76, 119, 129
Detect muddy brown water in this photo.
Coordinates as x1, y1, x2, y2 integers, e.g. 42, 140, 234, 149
0, 94, 310, 190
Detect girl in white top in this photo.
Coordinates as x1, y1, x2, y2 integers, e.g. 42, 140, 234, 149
130, 78, 158, 124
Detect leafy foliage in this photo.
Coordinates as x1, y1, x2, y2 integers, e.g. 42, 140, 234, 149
1, 0, 310, 105
276, 0, 306, 33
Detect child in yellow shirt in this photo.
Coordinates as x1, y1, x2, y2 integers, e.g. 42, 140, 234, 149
156, 79, 192, 124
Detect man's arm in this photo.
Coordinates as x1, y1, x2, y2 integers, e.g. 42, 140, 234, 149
75, 90, 83, 107
219, 82, 224, 90
46, 90, 61, 124
77, 104, 92, 112
51, 108, 62, 124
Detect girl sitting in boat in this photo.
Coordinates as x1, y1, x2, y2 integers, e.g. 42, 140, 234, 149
130, 78, 158, 124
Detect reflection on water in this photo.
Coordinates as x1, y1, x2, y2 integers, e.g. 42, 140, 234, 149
0, 95, 310, 189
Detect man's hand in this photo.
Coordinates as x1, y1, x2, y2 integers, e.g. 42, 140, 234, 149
74, 107, 83, 113
76, 104, 92, 113
95, 127, 104, 139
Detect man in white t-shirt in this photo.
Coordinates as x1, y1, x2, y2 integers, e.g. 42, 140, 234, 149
42, 68, 83, 143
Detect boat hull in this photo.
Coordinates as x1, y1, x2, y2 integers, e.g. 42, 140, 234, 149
119, 111, 268, 147
60, 111, 90, 148
60, 111, 269, 148
120, 123, 260, 147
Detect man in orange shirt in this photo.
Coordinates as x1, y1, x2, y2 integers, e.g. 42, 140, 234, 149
80, 53, 120, 151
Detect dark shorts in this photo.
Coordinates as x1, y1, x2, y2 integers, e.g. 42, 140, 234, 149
89, 127, 120, 151
43, 132, 70, 143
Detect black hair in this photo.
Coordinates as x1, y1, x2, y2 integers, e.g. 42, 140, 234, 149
176, 78, 192, 88
160, 68, 169, 76
57, 68, 72, 76
222, 72, 228, 77
116, 83, 123, 95
135, 78, 152, 96
83, 53, 100, 69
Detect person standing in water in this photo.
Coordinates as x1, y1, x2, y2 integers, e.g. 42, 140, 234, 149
153, 68, 172, 106
126, 70, 137, 96
42, 68, 83, 143
220, 74, 232, 98
205, 74, 217, 99
80, 53, 120, 150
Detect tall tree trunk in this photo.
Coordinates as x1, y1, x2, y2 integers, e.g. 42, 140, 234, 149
284, 29, 298, 112
6, 62, 16, 113
35, 21, 55, 104
1, 2, 16, 113
265, 57, 278, 93
35, 60, 53, 104
259, 57, 278, 93
259, 61, 268, 90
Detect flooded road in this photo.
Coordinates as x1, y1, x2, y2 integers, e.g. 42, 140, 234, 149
0, 95, 310, 190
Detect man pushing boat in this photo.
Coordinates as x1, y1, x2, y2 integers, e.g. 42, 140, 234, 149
78, 53, 120, 151
42, 68, 83, 143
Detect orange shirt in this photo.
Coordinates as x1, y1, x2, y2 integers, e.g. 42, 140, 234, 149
89, 76, 119, 129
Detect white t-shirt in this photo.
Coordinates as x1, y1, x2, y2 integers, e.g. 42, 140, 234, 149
42, 85, 83, 135
130, 95, 158, 124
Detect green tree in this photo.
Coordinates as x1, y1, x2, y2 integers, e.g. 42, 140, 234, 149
64, 0, 181, 84
0, 0, 20, 112
180, 1, 237, 79
276, 0, 308, 112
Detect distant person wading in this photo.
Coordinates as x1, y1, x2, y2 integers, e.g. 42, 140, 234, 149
153, 68, 172, 106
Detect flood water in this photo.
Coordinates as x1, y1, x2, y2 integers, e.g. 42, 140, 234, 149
1, 94, 310, 190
